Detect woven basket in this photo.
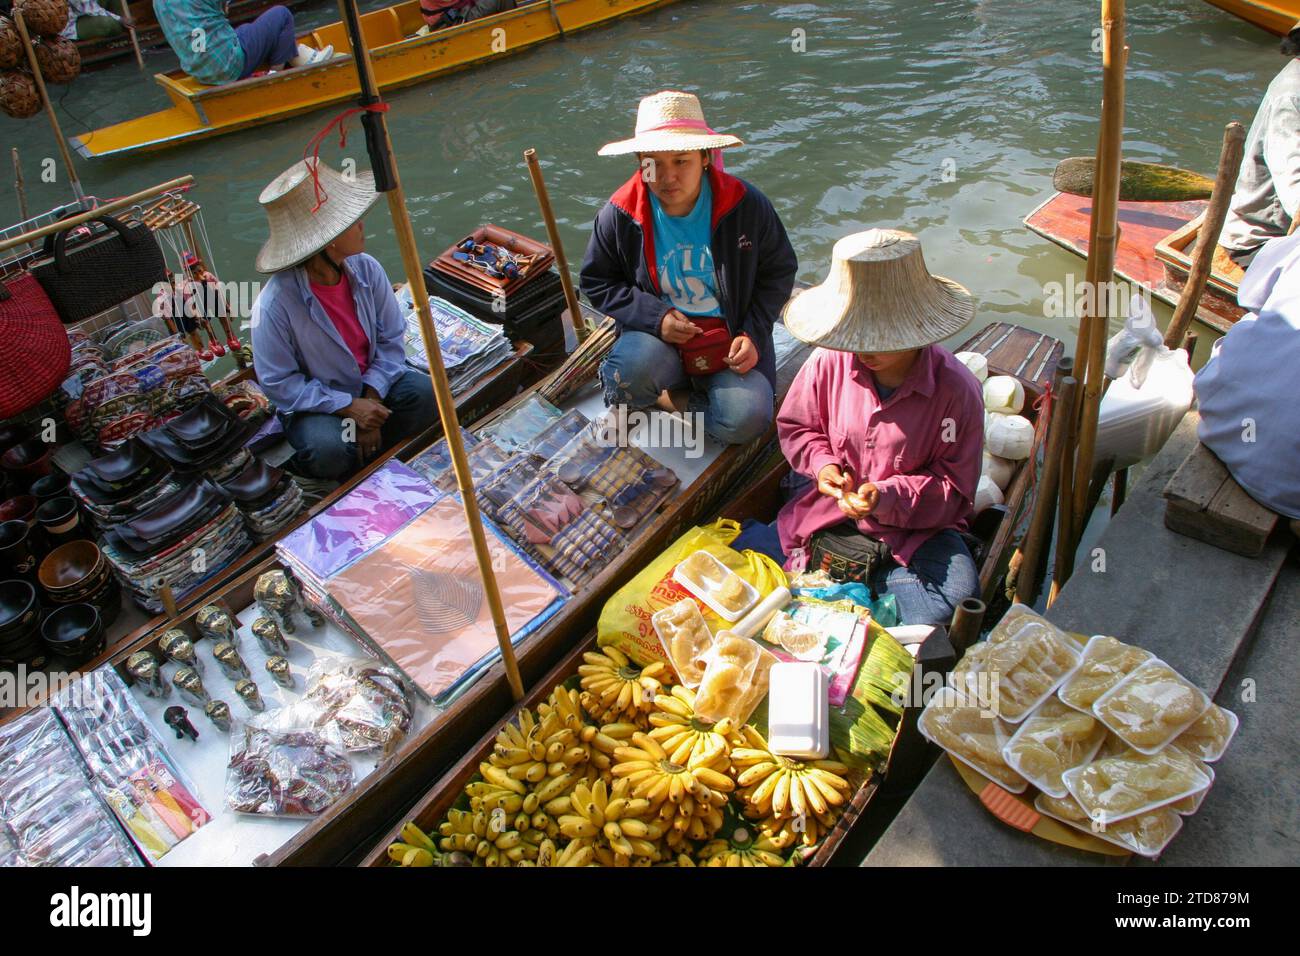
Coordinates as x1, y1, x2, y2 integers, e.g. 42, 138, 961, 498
0, 18, 22, 71
13, 0, 68, 38
34, 36, 79, 84
0, 69, 39, 120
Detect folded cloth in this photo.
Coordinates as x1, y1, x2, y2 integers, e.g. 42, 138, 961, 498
546, 511, 627, 588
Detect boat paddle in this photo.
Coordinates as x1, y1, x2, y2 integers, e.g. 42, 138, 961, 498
1053, 157, 1216, 202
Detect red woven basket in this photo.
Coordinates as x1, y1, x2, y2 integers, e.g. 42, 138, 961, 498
0, 273, 72, 419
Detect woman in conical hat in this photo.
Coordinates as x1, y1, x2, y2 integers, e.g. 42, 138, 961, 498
774, 229, 984, 626
249, 159, 436, 481
579, 90, 797, 445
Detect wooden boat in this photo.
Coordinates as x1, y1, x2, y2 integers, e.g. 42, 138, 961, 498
1024, 191, 1244, 334
357, 322, 1064, 868
75, 0, 311, 71
1201, 0, 1300, 35
72, 0, 681, 158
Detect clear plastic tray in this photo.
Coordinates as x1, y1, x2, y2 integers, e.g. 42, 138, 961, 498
1033, 792, 1183, 858
1171, 703, 1238, 763
918, 686, 1028, 793
1001, 696, 1108, 798
650, 598, 714, 689
1091, 658, 1212, 755
1167, 750, 1215, 815
1061, 746, 1211, 824
672, 550, 757, 623
1057, 635, 1153, 713
951, 614, 1082, 724
692, 633, 763, 724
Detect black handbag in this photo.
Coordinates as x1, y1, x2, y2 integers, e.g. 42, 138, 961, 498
31, 215, 167, 324
808, 523, 895, 586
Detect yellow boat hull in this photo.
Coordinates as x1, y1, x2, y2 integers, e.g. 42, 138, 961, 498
73, 0, 682, 158
1202, 0, 1300, 35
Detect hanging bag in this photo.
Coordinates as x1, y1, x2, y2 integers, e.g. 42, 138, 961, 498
31, 215, 167, 324
0, 271, 72, 419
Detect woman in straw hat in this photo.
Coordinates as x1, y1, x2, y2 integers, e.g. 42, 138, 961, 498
579, 90, 797, 445
774, 229, 984, 626
250, 159, 436, 481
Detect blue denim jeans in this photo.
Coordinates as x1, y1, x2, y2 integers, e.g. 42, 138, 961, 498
236, 6, 298, 78
285, 369, 437, 480
599, 331, 773, 445
869, 529, 980, 627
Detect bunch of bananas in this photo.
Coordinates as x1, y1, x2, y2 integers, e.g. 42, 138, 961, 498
697, 825, 787, 867
387, 822, 440, 867
729, 725, 852, 849
520, 838, 594, 867
578, 646, 673, 726
647, 685, 734, 771
612, 731, 732, 849
558, 777, 664, 862
439, 808, 539, 867
488, 696, 590, 784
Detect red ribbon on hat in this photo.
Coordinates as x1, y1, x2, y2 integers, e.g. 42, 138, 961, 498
635, 117, 727, 171
301, 103, 391, 212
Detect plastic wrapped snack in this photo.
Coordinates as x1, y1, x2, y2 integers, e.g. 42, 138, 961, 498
1092, 659, 1211, 754
959, 616, 1081, 723
1167, 750, 1215, 815
651, 599, 714, 688
1062, 746, 1210, 823
267, 658, 416, 755
731, 643, 779, 728
761, 611, 827, 661
673, 550, 757, 621
1033, 790, 1093, 828
1058, 635, 1153, 711
693, 633, 763, 724
1002, 696, 1108, 798
1032, 792, 1182, 857
1171, 703, 1238, 763
918, 686, 1028, 792
225, 723, 354, 817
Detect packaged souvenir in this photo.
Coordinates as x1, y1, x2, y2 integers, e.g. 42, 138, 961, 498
1058, 635, 1152, 711
673, 550, 758, 621
1062, 746, 1211, 823
1092, 659, 1211, 754
917, 686, 1028, 792
651, 598, 714, 688
1171, 703, 1238, 763
225, 723, 353, 817
1001, 696, 1107, 798
478, 394, 563, 454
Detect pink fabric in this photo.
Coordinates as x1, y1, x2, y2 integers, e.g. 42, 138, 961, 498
775, 346, 984, 568
637, 117, 727, 171
310, 273, 370, 374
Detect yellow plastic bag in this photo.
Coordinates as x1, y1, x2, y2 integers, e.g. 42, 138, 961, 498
598, 519, 778, 667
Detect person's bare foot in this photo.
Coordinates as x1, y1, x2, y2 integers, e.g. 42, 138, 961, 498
655, 389, 690, 413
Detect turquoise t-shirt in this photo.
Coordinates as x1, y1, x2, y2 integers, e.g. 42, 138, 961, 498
649, 179, 722, 317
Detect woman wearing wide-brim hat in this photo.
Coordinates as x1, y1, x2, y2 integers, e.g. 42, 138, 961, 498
773, 228, 984, 626
250, 159, 436, 481
579, 90, 797, 445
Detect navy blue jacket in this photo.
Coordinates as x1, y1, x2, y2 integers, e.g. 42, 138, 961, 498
579, 167, 798, 390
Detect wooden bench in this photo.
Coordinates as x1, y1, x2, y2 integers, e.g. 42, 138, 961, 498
1162, 440, 1280, 557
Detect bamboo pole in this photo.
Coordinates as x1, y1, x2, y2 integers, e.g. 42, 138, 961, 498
948, 599, 986, 655
1046, 374, 1080, 606
11, 148, 27, 222
1015, 366, 1075, 607
12, 10, 85, 206
523, 148, 587, 346
0, 176, 195, 252
118, 0, 146, 70
1162, 122, 1246, 350
336, 0, 524, 701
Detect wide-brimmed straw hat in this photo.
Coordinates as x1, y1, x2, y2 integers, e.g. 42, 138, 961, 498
598, 90, 743, 156
255, 159, 381, 274
782, 228, 975, 352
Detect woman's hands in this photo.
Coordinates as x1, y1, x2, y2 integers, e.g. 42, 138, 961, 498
726, 334, 759, 375
660, 309, 702, 344
816, 464, 878, 518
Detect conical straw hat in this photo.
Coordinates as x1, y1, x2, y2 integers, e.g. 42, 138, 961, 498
598, 90, 743, 156
255, 159, 381, 274
782, 228, 975, 352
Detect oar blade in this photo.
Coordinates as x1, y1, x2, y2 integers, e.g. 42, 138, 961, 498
1053, 157, 1216, 202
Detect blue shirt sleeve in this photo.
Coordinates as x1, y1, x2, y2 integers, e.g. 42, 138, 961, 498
250, 282, 354, 416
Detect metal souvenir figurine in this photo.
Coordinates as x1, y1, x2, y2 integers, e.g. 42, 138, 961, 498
251, 616, 289, 657
265, 655, 293, 689
285, 567, 326, 628
172, 667, 210, 707
234, 679, 264, 713
196, 604, 239, 645
163, 706, 199, 742
204, 700, 232, 732
159, 629, 202, 674
212, 641, 250, 681
254, 570, 302, 634
125, 650, 170, 699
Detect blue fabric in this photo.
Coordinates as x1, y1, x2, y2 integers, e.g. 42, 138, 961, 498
648, 177, 723, 317
731, 518, 785, 564
235, 6, 297, 78
285, 369, 437, 480
868, 528, 978, 627
600, 330, 773, 445
251, 253, 409, 416
153, 0, 246, 85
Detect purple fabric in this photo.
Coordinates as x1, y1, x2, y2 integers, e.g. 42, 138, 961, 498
236, 6, 297, 79
276, 460, 441, 579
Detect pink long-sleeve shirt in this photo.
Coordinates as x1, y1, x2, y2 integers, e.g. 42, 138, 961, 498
776, 345, 984, 568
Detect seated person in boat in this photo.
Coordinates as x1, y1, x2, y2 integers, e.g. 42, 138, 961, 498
1217, 22, 1300, 279
579, 90, 798, 446
250, 159, 437, 482
1195, 230, 1300, 535
415, 0, 516, 34
774, 229, 984, 627
152, 0, 332, 86
60, 0, 128, 41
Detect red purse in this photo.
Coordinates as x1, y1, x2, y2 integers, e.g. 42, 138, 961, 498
677, 317, 733, 376
0, 271, 72, 419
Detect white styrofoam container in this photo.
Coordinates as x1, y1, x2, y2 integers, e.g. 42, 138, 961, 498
768, 662, 829, 759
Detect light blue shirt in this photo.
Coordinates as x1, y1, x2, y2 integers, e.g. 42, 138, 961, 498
649, 178, 722, 317
250, 253, 409, 417
1194, 230, 1300, 518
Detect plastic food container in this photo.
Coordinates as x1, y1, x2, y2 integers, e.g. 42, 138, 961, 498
1062, 746, 1211, 824
1091, 658, 1211, 755
918, 686, 1028, 793
693, 633, 763, 724
762, 610, 827, 661
650, 599, 714, 689
768, 662, 829, 759
1001, 696, 1108, 798
1171, 703, 1238, 763
1168, 752, 1214, 815
672, 551, 758, 622
1033, 792, 1184, 858
1058, 635, 1153, 713
953, 614, 1082, 724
